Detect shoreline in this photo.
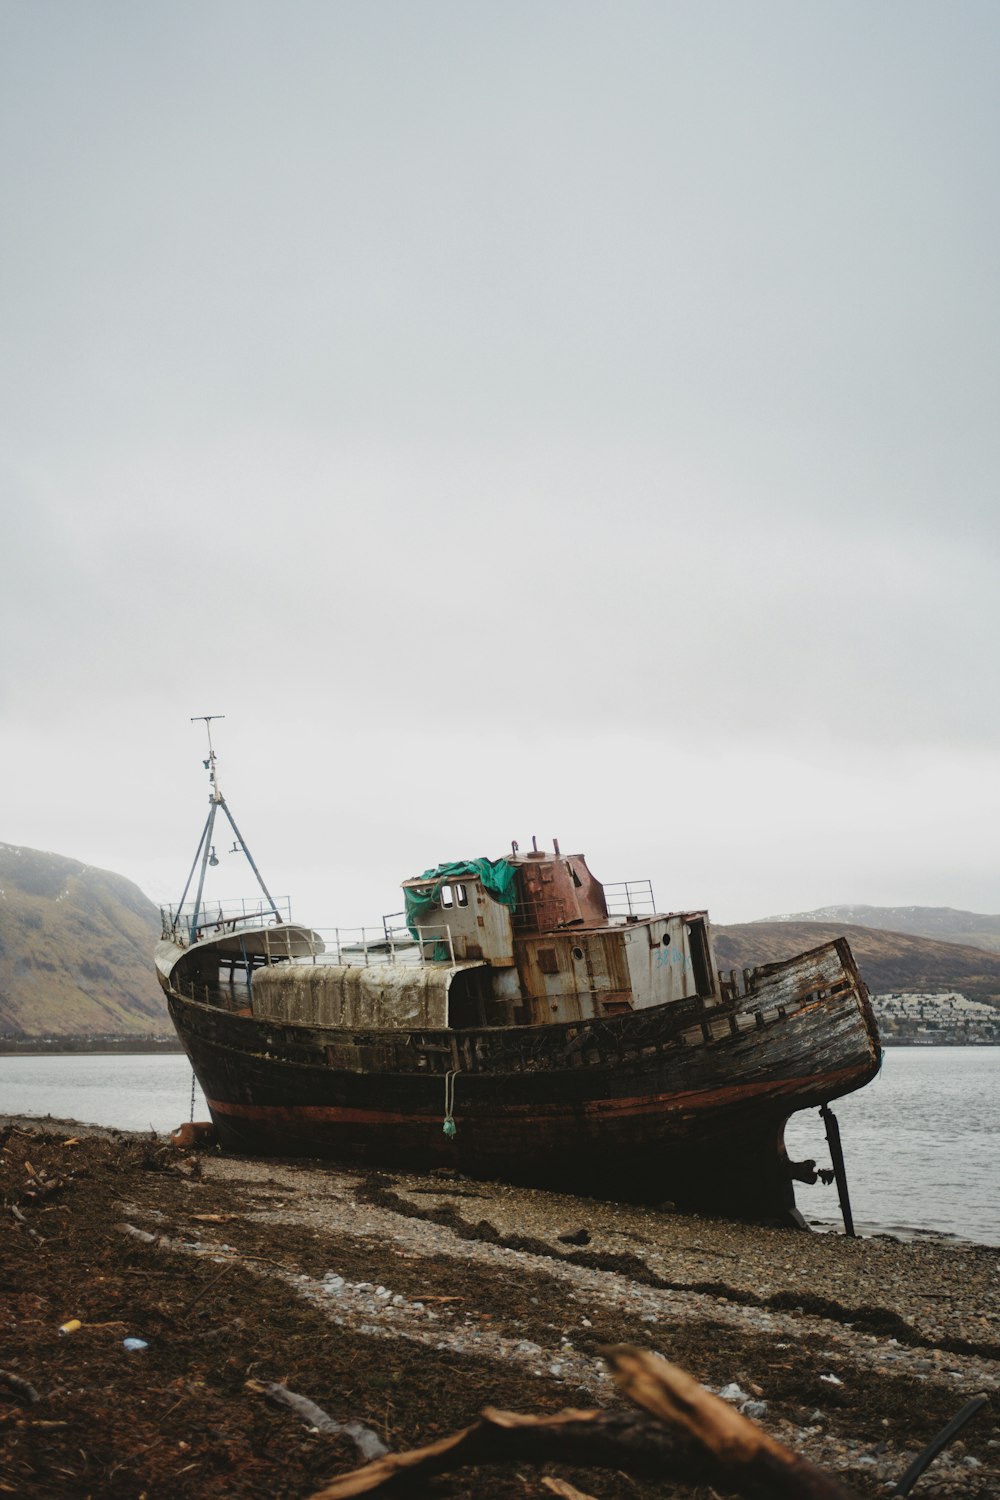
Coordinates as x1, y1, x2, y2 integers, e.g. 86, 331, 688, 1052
3, 1114, 998, 1497
4, 1038, 999, 1056
0, 1041, 182, 1056
4, 1105, 998, 1253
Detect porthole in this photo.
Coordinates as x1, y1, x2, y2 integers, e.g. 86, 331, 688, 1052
572, 946, 584, 961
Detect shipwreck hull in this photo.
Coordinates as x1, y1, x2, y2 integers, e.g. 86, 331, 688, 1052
164, 936, 880, 1221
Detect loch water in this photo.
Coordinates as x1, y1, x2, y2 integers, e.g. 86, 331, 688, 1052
785, 1045, 999, 1245
0, 1052, 208, 1136
1, 1046, 997, 1247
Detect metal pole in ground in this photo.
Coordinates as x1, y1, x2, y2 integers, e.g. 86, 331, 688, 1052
820, 1103, 856, 1237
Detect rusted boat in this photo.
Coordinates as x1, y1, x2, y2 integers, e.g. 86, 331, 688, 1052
156, 733, 881, 1223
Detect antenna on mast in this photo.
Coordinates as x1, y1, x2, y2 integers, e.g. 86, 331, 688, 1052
174, 716, 282, 942
192, 714, 225, 802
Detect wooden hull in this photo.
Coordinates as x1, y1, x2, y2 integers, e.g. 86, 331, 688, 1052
162, 937, 881, 1223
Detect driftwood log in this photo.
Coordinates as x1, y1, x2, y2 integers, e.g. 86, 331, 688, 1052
245, 1379, 389, 1463
308, 1346, 858, 1499
0, 1370, 40, 1406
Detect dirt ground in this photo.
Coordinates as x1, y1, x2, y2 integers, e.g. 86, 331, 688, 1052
2, 1120, 998, 1499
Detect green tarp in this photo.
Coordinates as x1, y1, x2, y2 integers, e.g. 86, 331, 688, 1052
404, 858, 518, 938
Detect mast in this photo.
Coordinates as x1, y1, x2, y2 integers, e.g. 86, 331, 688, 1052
176, 716, 283, 942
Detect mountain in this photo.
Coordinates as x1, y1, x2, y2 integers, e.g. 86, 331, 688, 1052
7, 842, 1000, 1035
756, 905, 1000, 954
0, 843, 170, 1037
714, 920, 1000, 1005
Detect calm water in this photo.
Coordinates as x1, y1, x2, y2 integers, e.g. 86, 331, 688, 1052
1, 1048, 997, 1246
0, 1053, 208, 1134
785, 1046, 999, 1245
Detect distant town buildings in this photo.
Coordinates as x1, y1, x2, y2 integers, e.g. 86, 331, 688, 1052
873, 992, 1000, 1044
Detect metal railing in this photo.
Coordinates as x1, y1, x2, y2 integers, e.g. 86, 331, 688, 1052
160, 896, 292, 943
603, 879, 656, 917
160, 892, 458, 968
255, 923, 455, 969
510, 879, 658, 930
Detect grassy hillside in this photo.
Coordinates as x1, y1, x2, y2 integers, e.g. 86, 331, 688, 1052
0, 843, 170, 1037
7, 840, 1000, 1035
714, 919, 1000, 1005
759, 904, 1000, 954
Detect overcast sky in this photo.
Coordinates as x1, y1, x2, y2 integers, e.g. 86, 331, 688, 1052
3, 2, 999, 929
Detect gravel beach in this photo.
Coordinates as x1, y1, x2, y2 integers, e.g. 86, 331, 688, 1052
2, 1115, 998, 1497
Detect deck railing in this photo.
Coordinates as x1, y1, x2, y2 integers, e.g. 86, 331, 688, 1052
602, 880, 656, 917
159, 898, 457, 970
248, 923, 454, 969
160, 896, 292, 943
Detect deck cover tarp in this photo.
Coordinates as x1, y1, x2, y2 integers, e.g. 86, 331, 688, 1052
250, 961, 485, 1029
405, 858, 518, 936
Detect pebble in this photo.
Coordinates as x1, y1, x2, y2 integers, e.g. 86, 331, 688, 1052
174, 1153, 1000, 1497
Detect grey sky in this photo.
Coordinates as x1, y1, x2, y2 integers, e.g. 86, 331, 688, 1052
3, 2, 999, 928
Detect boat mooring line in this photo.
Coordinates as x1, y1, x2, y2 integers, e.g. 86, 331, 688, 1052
442, 1069, 459, 1138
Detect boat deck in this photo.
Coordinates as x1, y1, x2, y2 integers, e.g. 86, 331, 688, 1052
170, 972, 815, 1068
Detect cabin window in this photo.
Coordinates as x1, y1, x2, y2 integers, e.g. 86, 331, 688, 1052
440, 884, 453, 908
572, 945, 584, 961
455, 882, 468, 907
537, 948, 560, 975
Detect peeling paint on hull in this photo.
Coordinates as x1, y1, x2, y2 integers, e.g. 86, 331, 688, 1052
165, 942, 880, 1222
160, 774, 880, 1221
